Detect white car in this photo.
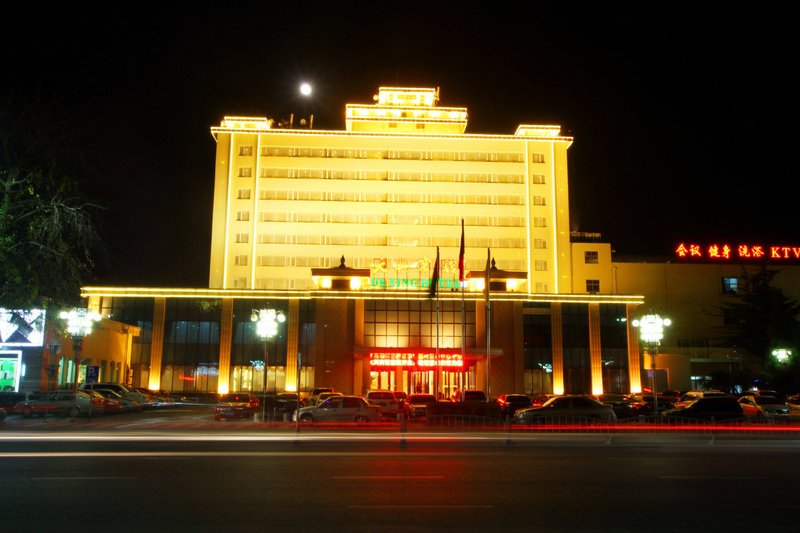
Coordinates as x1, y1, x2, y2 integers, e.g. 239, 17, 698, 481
293, 395, 380, 423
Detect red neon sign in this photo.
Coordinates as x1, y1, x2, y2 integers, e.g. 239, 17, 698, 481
675, 243, 800, 261
369, 351, 463, 368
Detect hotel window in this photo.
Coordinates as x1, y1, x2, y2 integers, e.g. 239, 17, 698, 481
534, 260, 548, 271
237, 189, 251, 200
239, 146, 253, 156
533, 239, 547, 249
533, 217, 547, 227
586, 279, 600, 293
532, 195, 546, 206
535, 282, 549, 293
238, 167, 253, 177
584, 251, 599, 264
722, 277, 739, 295
235, 210, 250, 221
531, 153, 545, 163
232, 277, 247, 288
234, 255, 248, 266
235, 233, 249, 243
532, 174, 546, 184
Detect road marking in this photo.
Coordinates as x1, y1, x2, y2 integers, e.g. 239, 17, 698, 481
334, 475, 444, 479
660, 476, 766, 480
349, 505, 492, 509
32, 476, 137, 480
0, 451, 485, 458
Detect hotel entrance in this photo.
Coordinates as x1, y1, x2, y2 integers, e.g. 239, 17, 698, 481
368, 349, 471, 399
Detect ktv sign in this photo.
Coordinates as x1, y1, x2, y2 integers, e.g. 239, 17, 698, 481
675, 243, 800, 262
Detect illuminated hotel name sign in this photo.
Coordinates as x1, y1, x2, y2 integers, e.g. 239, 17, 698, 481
369, 351, 463, 368
675, 242, 800, 262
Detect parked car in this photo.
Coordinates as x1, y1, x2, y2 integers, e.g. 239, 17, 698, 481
750, 395, 791, 421
304, 387, 335, 406
16, 390, 98, 418
365, 390, 409, 418
86, 389, 122, 414
673, 390, 726, 409
274, 392, 301, 417
293, 395, 380, 423
0, 391, 26, 413
624, 393, 673, 415
452, 389, 488, 403
407, 393, 438, 418
495, 394, 532, 418
737, 395, 766, 421
81, 382, 156, 409
513, 395, 617, 424
661, 395, 747, 422
214, 392, 260, 421
594, 393, 644, 420
93, 388, 141, 412
530, 393, 556, 407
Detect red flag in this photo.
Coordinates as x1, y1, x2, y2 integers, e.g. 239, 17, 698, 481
458, 219, 465, 283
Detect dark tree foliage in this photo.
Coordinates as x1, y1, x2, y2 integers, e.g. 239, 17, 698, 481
0, 91, 106, 309
719, 265, 800, 364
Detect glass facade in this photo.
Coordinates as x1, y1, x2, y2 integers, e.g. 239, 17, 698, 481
600, 304, 629, 394
162, 299, 221, 393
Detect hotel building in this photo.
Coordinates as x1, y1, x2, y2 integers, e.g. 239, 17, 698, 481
17, 87, 661, 399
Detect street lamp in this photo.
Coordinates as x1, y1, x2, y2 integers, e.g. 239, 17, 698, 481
772, 348, 792, 365
59, 308, 101, 419
251, 308, 286, 421
632, 313, 671, 414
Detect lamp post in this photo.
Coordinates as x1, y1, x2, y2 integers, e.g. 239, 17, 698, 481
59, 308, 101, 420
251, 308, 286, 421
632, 313, 671, 414
46, 341, 60, 391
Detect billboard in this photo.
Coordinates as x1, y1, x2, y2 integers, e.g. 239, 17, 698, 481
0, 308, 46, 347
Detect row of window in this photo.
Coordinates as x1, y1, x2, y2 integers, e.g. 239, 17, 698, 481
253, 212, 527, 228
245, 168, 540, 184
232, 233, 528, 249
238, 255, 529, 272
235, 189, 530, 206
240, 145, 544, 163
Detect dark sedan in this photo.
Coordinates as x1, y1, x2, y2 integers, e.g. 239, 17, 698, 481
661, 395, 747, 422
495, 394, 532, 418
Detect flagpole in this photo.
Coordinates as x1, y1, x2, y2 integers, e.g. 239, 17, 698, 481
430, 246, 440, 399
485, 247, 491, 396
459, 219, 466, 397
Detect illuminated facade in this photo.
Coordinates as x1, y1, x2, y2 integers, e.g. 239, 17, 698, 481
208, 87, 574, 294
72, 87, 650, 399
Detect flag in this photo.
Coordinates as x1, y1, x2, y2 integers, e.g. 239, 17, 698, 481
485, 247, 491, 303
458, 219, 465, 283
428, 247, 440, 299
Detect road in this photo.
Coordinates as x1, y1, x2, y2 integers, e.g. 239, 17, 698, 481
2, 405, 800, 531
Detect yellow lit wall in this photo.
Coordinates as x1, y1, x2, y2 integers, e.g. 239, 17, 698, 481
209, 87, 574, 295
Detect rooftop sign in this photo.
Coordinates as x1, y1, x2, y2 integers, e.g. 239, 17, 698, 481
675, 243, 800, 262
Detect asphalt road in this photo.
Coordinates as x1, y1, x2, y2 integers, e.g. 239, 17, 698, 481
2, 406, 800, 532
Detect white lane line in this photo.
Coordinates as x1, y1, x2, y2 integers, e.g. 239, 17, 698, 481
349, 505, 492, 509
660, 476, 766, 480
0, 451, 477, 458
334, 476, 444, 479
33, 476, 138, 480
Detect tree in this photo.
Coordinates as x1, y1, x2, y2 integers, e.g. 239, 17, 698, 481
0, 91, 106, 309
719, 265, 800, 391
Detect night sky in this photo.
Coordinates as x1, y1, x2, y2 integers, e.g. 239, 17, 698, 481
4, 5, 797, 287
